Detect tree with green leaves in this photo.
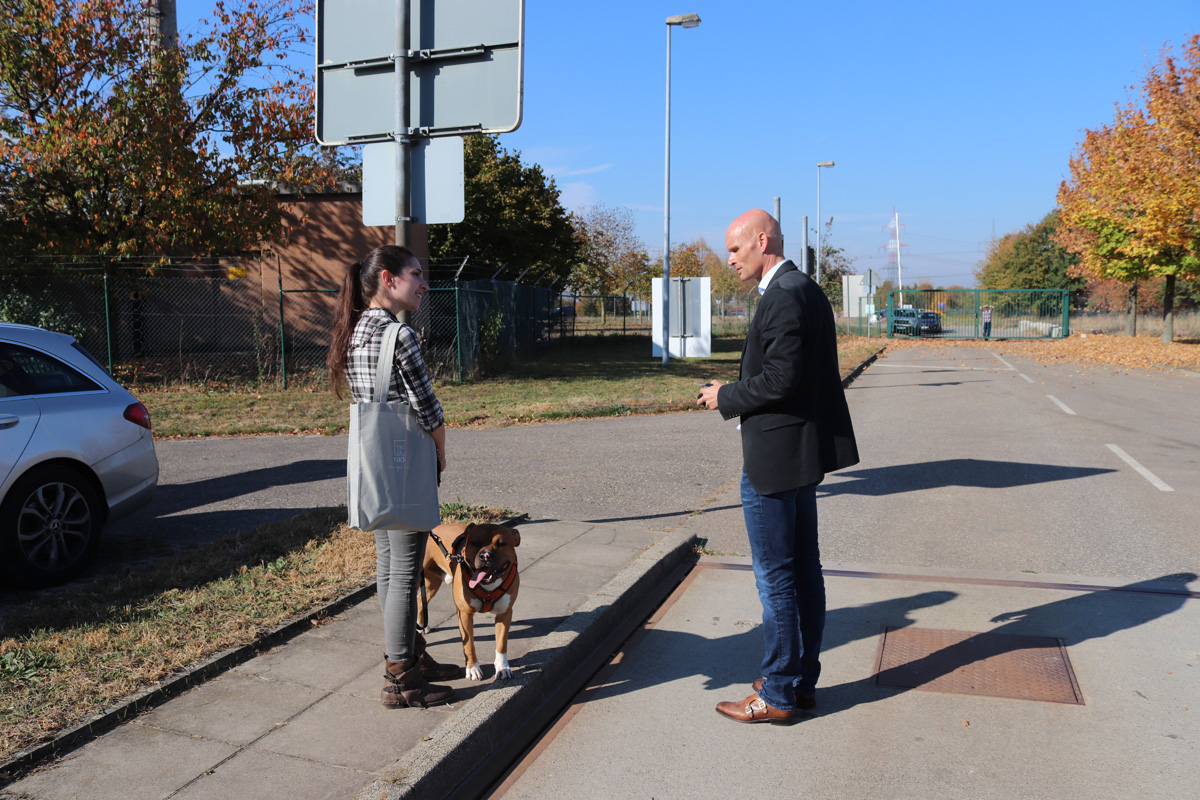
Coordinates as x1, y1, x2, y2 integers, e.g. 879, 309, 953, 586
975, 211, 1086, 306
0, 0, 347, 260
1056, 35, 1200, 341
427, 134, 579, 284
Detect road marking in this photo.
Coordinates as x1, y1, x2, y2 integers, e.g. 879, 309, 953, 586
990, 352, 1018, 371
872, 363, 999, 371
1106, 444, 1174, 492
1019, 373, 1035, 383
1046, 395, 1076, 415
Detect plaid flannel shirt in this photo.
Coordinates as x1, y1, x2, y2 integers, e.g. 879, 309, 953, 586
346, 309, 444, 432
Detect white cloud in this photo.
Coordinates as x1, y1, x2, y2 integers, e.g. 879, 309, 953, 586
558, 181, 598, 211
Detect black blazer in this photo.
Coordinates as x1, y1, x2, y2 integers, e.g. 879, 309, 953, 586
717, 262, 859, 494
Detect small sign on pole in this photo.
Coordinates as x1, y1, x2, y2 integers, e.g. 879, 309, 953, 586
362, 138, 464, 226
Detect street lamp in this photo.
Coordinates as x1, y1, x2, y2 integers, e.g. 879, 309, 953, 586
662, 12, 700, 365
816, 160, 834, 284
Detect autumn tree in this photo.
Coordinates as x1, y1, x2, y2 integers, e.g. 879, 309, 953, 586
427, 134, 579, 284
975, 210, 1086, 306
1056, 35, 1200, 341
0, 0, 347, 261
571, 203, 651, 317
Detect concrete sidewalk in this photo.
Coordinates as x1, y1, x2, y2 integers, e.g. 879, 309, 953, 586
2, 519, 695, 800
493, 558, 1200, 800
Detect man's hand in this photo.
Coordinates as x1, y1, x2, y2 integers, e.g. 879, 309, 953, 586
696, 380, 723, 410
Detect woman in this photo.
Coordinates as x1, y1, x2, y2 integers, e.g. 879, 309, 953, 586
328, 245, 462, 708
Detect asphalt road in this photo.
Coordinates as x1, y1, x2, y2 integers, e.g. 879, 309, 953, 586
98, 343, 1198, 583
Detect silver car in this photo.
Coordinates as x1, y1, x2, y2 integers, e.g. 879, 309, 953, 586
0, 323, 158, 588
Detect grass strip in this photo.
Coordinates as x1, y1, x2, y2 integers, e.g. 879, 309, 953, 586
137, 334, 883, 437
0, 502, 512, 765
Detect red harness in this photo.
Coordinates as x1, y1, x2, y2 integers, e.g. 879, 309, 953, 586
451, 533, 518, 613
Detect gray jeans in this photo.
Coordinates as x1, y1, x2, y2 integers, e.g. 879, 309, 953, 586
375, 529, 429, 663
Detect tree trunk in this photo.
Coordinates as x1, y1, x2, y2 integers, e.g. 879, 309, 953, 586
1124, 280, 1138, 337
1161, 274, 1176, 344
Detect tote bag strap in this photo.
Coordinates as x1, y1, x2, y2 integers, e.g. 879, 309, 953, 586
372, 322, 404, 403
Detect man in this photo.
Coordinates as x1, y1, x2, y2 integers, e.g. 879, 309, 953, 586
697, 209, 858, 724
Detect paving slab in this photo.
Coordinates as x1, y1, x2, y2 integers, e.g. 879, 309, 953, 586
490, 558, 1200, 800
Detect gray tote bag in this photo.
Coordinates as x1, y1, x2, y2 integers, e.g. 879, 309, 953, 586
347, 322, 440, 532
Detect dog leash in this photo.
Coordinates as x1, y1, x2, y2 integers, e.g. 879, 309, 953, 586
418, 531, 465, 632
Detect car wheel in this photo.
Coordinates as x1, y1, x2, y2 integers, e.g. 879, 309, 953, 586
0, 465, 103, 588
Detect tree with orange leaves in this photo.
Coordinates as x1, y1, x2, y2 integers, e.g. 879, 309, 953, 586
0, 0, 349, 261
1056, 35, 1200, 342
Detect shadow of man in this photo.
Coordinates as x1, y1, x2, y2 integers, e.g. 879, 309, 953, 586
580, 589, 959, 702
818, 572, 1198, 714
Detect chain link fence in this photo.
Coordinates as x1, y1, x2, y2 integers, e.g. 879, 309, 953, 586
548, 290, 761, 337
0, 258, 558, 386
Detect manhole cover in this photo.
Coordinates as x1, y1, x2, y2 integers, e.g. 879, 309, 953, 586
874, 627, 1084, 705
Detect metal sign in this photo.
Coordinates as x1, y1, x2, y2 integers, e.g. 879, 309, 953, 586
362, 138, 464, 226
315, 0, 524, 145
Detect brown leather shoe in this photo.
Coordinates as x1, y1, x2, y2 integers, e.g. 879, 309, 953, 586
715, 692, 796, 725
382, 659, 455, 708
752, 678, 816, 711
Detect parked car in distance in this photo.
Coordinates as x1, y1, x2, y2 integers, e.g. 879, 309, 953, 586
549, 305, 576, 320
0, 323, 158, 588
918, 310, 943, 335
890, 308, 919, 335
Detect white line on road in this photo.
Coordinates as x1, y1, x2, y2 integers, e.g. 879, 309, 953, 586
1019, 373, 1035, 383
871, 363, 1000, 371
1046, 395, 1076, 415
990, 352, 1018, 371
1106, 444, 1175, 492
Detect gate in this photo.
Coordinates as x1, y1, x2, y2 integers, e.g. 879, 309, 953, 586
884, 289, 1069, 340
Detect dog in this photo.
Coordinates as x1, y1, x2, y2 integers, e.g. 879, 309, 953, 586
418, 522, 520, 681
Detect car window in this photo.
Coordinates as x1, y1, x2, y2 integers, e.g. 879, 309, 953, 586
0, 342, 103, 397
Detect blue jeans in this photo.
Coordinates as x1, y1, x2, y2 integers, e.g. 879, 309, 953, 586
741, 470, 825, 711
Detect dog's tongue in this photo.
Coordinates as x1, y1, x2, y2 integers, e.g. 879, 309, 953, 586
468, 569, 491, 589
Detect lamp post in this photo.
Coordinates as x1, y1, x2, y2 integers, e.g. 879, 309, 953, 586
816, 160, 834, 284
662, 12, 700, 365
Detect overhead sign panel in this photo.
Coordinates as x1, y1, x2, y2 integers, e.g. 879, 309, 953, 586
316, 0, 524, 145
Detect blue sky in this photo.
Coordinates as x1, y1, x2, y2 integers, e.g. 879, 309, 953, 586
182, 1, 1197, 287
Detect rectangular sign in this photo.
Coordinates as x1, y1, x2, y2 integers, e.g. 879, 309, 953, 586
316, 0, 524, 145
362, 138, 464, 226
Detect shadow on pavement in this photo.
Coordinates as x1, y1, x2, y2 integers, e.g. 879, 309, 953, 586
821, 459, 1116, 496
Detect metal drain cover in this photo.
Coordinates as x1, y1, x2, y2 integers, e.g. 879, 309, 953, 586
874, 627, 1084, 705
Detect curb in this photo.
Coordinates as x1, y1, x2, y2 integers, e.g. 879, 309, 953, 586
842, 346, 885, 388
0, 515, 527, 784
353, 528, 699, 800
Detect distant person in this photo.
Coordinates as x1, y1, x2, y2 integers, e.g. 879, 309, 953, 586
982, 304, 992, 339
697, 209, 859, 724
327, 245, 462, 708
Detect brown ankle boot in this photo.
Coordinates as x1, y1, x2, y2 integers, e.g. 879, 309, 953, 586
413, 633, 465, 681
382, 659, 455, 708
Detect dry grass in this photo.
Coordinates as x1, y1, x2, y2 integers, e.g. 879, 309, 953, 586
884, 332, 1200, 374
0, 503, 511, 766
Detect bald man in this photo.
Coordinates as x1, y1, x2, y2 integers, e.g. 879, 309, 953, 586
697, 209, 858, 724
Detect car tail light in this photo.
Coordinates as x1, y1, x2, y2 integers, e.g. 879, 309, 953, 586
124, 402, 152, 430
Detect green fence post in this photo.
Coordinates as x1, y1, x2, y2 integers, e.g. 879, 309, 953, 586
103, 270, 113, 373
456, 281, 464, 384
277, 260, 287, 389
1061, 289, 1070, 338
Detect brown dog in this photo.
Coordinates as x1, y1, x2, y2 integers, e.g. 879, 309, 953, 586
418, 522, 520, 680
